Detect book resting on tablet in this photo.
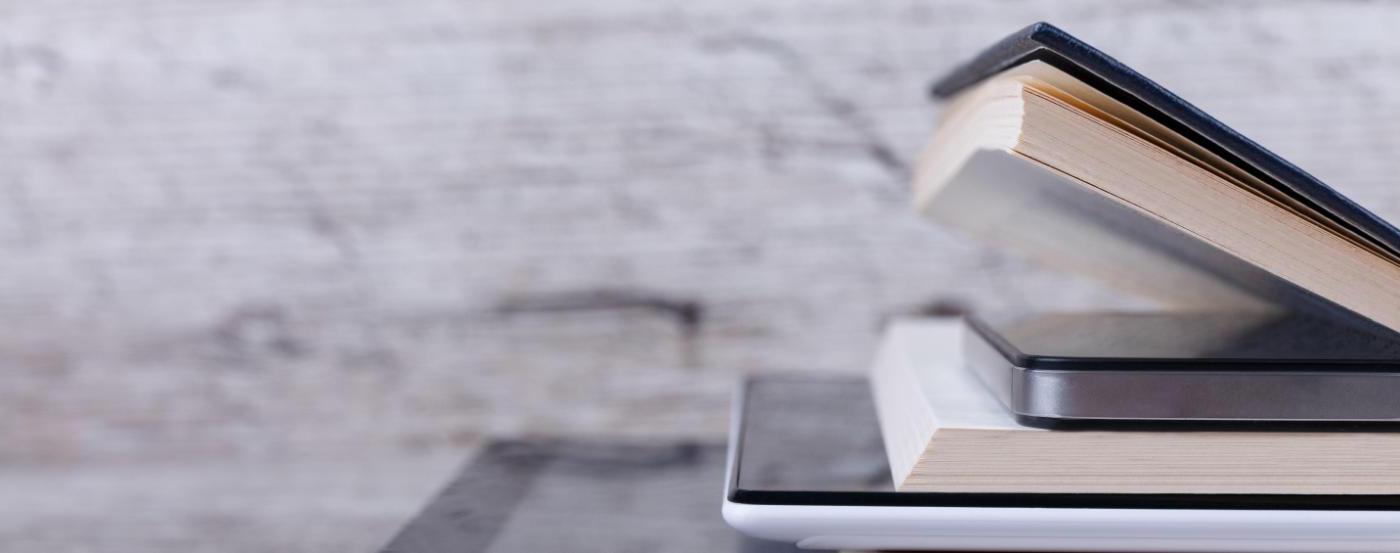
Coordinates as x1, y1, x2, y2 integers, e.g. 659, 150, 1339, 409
871, 319, 1400, 494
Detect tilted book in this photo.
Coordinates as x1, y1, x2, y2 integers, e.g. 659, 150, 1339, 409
874, 22, 1400, 494
915, 22, 1400, 334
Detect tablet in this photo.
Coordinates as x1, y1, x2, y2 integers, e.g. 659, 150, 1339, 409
722, 376, 1400, 552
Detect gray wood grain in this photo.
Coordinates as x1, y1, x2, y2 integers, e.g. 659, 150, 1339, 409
4, 1, 1400, 550
380, 440, 751, 553
0, 450, 464, 553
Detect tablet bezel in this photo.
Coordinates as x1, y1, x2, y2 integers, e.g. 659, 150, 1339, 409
726, 376, 1400, 510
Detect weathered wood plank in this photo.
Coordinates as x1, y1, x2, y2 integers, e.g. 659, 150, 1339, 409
5, 0, 1400, 462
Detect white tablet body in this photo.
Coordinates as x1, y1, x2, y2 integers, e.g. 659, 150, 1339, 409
723, 500, 1400, 552
723, 319, 1400, 552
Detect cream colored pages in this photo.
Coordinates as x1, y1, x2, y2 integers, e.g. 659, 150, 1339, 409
1001, 61, 1391, 263
1015, 84, 1400, 331
912, 71, 1400, 332
923, 149, 1274, 311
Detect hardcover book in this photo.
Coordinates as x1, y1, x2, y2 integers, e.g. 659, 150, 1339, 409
915, 22, 1400, 334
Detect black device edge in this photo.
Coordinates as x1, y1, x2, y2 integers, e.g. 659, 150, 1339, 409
963, 314, 1400, 373
929, 22, 1400, 263
726, 377, 1400, 510
965, 315, 1400, 429
1011, 413, 1400, 432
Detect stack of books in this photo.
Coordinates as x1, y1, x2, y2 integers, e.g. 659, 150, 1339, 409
871, 21, 1400, 496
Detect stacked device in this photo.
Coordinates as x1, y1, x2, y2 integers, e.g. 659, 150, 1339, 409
726, 22, 1400, 552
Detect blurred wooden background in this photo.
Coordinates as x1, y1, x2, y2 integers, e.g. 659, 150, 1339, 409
4, 0, 1400, 550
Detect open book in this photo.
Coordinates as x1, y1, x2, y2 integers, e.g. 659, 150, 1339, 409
915, 23, 1400, 334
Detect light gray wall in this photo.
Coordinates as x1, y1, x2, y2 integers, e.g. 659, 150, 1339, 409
5, 0, 1400, 465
